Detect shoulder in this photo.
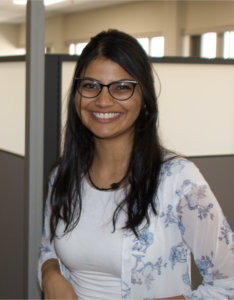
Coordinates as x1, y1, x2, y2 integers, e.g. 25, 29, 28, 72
160, 152, 205, 184
160, 153, 191, 179
158, 153, 208, 206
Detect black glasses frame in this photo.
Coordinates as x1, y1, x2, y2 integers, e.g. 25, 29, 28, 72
75, 77, 139, 101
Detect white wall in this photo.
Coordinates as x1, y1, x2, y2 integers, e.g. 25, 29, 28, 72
154, 63, 234, 156
0, 62, 25, 156
0, 24, 25, 56
61, 61, 234, 157
1, 59, 233, 158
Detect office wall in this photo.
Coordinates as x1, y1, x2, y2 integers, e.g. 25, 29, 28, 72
0, 58, 25, 298
61, 60, 234, 157
0, 150, 24, 299
0, 61, 25, 156
0, 24, 25, 56
184, 1, 234, 30
14, 1, 234, 55
154, 62, 234, 156
63, 1, 164, 41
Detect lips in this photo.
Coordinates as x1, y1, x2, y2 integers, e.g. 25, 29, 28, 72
92, 112, 120, 119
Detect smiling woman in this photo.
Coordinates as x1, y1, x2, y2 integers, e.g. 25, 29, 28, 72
38, 30, 234, 300
74, 58, 142, 141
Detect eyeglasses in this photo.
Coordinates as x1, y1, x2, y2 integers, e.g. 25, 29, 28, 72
75, 77, 139, 101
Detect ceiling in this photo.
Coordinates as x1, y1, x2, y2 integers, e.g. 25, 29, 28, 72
0, 0, 137, 24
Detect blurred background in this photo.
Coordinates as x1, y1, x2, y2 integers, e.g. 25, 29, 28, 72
1, 0, 234, 58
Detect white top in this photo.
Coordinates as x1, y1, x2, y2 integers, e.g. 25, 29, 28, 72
55, 179, 127, 300
38, 157, 234, 300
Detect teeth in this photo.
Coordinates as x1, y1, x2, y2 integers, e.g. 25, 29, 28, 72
93, 112, 120, 119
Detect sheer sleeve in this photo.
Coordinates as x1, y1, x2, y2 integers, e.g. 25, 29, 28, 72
174, 162, 234, 299
37, 172, 71, 289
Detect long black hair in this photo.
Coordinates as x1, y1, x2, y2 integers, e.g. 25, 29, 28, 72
50, 29, 164, 240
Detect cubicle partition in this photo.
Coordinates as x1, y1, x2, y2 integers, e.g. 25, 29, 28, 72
0, 55, 233, 298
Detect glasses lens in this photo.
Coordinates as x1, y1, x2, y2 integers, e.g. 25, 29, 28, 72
78, 79, 101, 98
110, 82, 134, 100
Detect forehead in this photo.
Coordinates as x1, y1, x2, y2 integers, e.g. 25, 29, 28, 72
81, 58, 135, 83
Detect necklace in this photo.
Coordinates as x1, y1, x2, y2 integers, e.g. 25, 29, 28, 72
88, 170, 126, 191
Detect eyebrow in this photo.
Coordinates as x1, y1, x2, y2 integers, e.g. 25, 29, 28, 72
81, 77, 136, 83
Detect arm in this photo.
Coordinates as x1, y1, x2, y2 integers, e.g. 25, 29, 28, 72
176, 162, 234, 299
38, 173, 77, 299
42, 258, 77, 299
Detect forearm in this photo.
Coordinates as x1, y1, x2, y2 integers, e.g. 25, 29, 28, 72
41, 258, 60, 290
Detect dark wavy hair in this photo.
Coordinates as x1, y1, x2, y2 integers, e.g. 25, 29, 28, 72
50, 29, 165, 240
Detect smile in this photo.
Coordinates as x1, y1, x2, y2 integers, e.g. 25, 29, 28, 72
92, 112, 120, 119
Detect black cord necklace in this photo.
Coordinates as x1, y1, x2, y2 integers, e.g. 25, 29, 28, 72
88, 170, 126, 191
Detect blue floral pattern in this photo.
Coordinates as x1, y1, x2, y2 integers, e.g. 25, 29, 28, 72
219, 216, 232, 245
231, 235, 234, 258
203, 269, 229, 285
160, 158, 189, 179
182, 267, 191, 286
176, 180, 214, 221
186, 293, 204, 300
160, 205, 185, 235
39, 243, 52, 262
195, 253, 214, 276
169, 242, 188, 269
131, 255, 167, 290
122, 282, 131, 299
132, 227, 154, 253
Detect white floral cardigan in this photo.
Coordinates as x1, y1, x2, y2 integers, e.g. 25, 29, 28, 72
38, 158, 234, 299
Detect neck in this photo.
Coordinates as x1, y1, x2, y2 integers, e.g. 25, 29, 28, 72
93, 133, 134, 171
87, 132, 134, 190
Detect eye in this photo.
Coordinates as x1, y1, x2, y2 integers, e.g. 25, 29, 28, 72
82, 81, 99, 90
112, 82, 133, 92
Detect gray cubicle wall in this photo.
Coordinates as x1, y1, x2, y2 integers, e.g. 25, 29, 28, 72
0, 149, 25, 298
0, 55, 233, 298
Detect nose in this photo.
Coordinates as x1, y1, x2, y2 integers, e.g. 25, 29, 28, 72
95, 86, 115, 108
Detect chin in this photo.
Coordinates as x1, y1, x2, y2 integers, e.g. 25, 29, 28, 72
92, 132, 117, 139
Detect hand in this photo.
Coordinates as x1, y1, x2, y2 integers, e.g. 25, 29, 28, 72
42, 260, 78, 300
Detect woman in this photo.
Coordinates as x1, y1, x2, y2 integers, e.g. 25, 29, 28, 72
38, 30, 234, 300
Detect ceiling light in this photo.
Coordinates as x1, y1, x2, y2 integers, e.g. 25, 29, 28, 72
13, 0, 27, 4
13, 0, 67, 6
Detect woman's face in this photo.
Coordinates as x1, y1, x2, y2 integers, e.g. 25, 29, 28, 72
75, 57, 142, 140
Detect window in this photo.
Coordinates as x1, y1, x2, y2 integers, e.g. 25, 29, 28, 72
189, 33, 217, 58
69, 42, 88, 55
45, 46, 52, 54
69, 44, 75, 55
190, 35, 201, 57
201, 32, 217, 59
137, 38, 149, 54
137, 36, 164, 57
150, 37, 164, 57
76, 43, 88, 55
223, 31, 234, 59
